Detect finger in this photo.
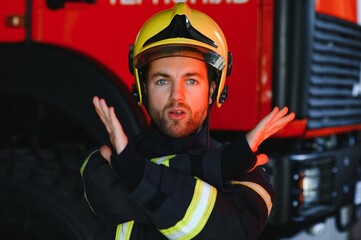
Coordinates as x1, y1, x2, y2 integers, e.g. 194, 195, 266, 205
264, 112, 295, 138
93, 96, 99, 106
93, 96, 107, 118
93, 98, 113, 134
272, 107, 288, 122
93, 96, 102, 117
265, 115, 294, 138
247, 107, 289, 151
255, 106, 280, 131
94, 103, 108, 124
108, 106, 128, 154
98, 98, 116, 134
108, 106, 121, 138
269, 111, 295, 132
266, 107, 280, 123
109, 106, 123, 132
100, 145, 112, 163
95, 98, 111, 125
99, 98, 111, 121
93, 97, 108, 124
267, 106, 289, 126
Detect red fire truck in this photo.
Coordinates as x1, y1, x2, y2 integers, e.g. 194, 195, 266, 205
1, 0, 360, 239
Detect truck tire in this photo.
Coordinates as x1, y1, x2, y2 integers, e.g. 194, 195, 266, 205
0, 43, 148, 240
0, 147, 97, 240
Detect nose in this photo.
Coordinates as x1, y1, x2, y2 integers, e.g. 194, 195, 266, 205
169, 81, 185, 102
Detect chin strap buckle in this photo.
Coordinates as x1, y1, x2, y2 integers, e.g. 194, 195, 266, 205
132, 84, 140, 102
219, 85, 228, 103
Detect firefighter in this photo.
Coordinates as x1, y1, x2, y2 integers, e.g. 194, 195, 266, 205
81, 2, 295, 239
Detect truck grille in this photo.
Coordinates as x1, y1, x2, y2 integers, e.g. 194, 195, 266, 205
308, 14, 361, 129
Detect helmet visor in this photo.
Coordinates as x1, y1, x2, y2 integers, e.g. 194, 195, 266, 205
134, 45, 225, 71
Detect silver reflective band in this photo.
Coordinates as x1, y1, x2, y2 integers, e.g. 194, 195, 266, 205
231, 180, 273, 216
115, 221, 134, 240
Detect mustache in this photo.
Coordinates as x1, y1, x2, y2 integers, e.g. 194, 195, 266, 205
163, 102, 191, 112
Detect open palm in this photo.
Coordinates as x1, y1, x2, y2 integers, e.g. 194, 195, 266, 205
246, 107, 295, 153
93, 96, 128, 162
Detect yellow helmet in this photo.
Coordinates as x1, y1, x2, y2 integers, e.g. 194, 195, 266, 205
129, 2, 232, 108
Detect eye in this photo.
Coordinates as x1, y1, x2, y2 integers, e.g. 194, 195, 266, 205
186, 79, 198, 85
156, 79, 168, 85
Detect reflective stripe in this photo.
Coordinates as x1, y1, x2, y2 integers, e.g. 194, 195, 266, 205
115, 221, 134, 240
160, 179, 217, 240
151, 155, 176, 167
80, 149, 100, 214
80, 149, 99, 175
230, 180, 273, 216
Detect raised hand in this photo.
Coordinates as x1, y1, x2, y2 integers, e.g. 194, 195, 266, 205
246, 107, 295, 153
245, 107, 294, 170
93, 96, 128, 162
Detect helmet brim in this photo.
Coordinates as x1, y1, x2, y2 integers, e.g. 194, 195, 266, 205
134, 43, 225, 72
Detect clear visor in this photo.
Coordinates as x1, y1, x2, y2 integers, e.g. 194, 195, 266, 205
134, 45, 225, 71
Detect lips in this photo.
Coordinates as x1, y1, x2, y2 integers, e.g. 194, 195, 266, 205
167, 108, 187, 120
171, 110, 184, 114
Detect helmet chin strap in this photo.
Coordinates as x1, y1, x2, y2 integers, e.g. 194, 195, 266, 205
219, 85, 228, 104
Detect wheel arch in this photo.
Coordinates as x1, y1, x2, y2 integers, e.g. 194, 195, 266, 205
0, 42, 148, 145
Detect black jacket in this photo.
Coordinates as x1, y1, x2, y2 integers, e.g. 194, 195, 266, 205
81, 124, 274, 240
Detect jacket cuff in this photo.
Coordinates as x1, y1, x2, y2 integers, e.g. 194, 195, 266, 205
221, 134, 257, 180
111, 141, 145, 191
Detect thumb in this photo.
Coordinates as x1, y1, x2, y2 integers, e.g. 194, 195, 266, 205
100, 145, 112, 164
248, 154, 269, 172
256, 154, 269, 166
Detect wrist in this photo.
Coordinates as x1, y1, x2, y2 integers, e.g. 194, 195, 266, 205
245, 132, 257, 152
115, 135, 128, 155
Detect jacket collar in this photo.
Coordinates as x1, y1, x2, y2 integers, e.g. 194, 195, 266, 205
136, 121, 211, 158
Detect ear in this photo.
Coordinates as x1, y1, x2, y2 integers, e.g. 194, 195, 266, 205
209, 81, 216, 105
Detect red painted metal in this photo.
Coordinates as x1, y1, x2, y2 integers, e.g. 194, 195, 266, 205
0, 1, 26, 42
2, 0, 361, 137
29, 0, 265, 131
316, 0, 357, 23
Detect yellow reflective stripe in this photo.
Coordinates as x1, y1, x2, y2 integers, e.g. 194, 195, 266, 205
150, 155, 176, 167
80, 149, 100, 214
80, 149, 99, 175
160, 179, 217, 240
231, 180, 273, 216
115, 221, 134, 240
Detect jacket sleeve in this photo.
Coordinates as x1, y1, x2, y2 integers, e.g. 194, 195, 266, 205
168, 133, 257, 190
110, 142, 274, 240
80, 149, 151, 225
207, 168, 274, 239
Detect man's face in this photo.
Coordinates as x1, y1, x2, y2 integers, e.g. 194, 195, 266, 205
146, 56, 215, 138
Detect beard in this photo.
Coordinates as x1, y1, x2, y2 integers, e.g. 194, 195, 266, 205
148, 102, 206, 138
